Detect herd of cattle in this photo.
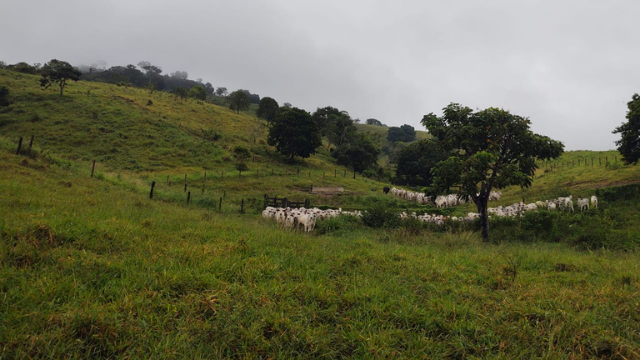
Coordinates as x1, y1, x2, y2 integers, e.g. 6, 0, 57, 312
262, 188, 599, 233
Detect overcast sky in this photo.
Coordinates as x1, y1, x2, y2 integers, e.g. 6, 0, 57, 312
2, 0, 639, 150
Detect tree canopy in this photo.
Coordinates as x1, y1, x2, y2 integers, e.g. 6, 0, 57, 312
366, 118, 383, 126
256, 97, 279, 123
39, 59, 82, 96
394, 139, 447, 187
613, 93, 640, 165
268, 107, 322, 160
422, 103, 564, 242
228, 90, 251, 113
387, 124, 416, 142
332, 133, 380, 176
188, 85, 207, 100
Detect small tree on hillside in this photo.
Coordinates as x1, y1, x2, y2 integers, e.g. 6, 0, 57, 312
256, 97, 279, 123
39, 59, 82, 96
422, 103, 564, 242
228, 90, 251, 113
366, 118, 383, 126
332, 133, 380, 178
613, 93, 640, 165
172, 87, 188, 101
189, 85, 207, 100
215, 87, 228, 97
268, 107, 322, 160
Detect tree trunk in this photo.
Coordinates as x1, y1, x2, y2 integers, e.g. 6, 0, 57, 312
59, 81, 65, 96
477, 196, 490, 242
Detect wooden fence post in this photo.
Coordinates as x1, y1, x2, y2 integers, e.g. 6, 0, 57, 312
187, 191, 191, 205
184, 183, 188, 192
305, 198, 310, 208
16, 136, 23, 155
27, 135, 34, 156
219, 197, 223, 211
150, 181, 156, 199
91, 160, 96, 178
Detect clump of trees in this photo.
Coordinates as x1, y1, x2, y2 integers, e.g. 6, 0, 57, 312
613, 93, 640, 165
365, 118, 383, 126
268, 107, 322, 160
394, 139, 447, 186
422, 103, 564, 242
387, 124, 416, 142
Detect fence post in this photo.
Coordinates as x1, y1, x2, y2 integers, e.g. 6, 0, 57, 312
184, 183, 188, 192
91, 160, 96, 178
240, 199, 244, 213
27, 135, 34, 156
187, 191, 191, 205
305, 198, 310, 208
297, 168, 300, 175
353, 170, 356, 179
219, 197, 223, 211
150, 181, 156, 199
16, 136, 23, 155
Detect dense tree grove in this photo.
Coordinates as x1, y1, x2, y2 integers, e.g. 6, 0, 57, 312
39, 59, 82, 96
332, 133, 380, 177
613, 93, 640, 165
394, 139, 447, 187
422, 103, 564, 242
268, 107, 322, 160
387, 124, 416, 142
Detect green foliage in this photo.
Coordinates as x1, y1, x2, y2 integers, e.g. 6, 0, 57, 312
365, 118, 383, 126
596, 183, 640, 202
188, 84, 207, 100
387, 124, 416, 142
361, 204, 401, 228
0, 85, 10, 107
256, 97, 279, 123
612, 93, 640, 165
394, 139, 447, 186
228, 90, 251, 113
8, 61, 40, 74
267, 107, 321, 160
233, 146, 251, 161
332, 133, 380, 173
312, 106, 348, 137
422, 103, 564, 241
172, 86, 188, 101
39, 59, 82, 96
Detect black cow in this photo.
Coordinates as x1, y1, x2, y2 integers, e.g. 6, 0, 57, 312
383, 186, 390, 194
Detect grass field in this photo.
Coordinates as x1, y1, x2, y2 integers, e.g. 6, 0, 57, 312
2, 69, 640, 358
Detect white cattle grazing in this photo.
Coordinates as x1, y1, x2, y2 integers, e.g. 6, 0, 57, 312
578, 198, 589, 211
547, 201, 557, 211
591, 196, 598, 209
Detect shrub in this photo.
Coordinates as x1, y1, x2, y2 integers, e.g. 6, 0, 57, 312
314, 215, 362, 235
0, 86, 9, 107
361, 204, 400, 229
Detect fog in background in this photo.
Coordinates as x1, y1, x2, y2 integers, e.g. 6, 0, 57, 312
2, 0, 640, 150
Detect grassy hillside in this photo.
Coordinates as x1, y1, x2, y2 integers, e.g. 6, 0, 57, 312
2, 68, 640, 358
1, 149, 639, 359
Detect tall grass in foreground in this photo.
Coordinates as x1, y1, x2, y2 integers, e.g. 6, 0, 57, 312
1, 150, 640, 359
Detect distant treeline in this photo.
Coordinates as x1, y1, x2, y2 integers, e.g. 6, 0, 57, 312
0, 60, 261, 104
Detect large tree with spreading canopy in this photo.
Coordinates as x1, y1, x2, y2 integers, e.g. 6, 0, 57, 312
422, 103, 564, 242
